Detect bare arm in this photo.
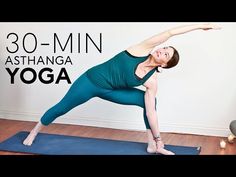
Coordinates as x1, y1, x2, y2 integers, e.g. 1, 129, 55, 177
144, 73, 176, 155
143, 73, 160, 138
127, 23, 221, 55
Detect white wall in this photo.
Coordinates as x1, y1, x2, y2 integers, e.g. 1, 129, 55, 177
0, 22, 235, 137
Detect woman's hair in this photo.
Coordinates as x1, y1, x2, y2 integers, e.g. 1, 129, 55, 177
156, 46, 179, 72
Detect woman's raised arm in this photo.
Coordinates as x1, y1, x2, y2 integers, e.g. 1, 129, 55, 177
128, 23, 221, 55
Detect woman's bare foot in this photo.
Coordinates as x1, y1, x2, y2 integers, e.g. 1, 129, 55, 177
147, 142, 175, 155
147, 144, 175, 155
23, 131, 37, 146
147, 142, 157, 153
23, 122, 44, 146
156, 148, 175, 155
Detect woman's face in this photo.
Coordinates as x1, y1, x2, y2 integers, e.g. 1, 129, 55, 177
151, 46, 174, 67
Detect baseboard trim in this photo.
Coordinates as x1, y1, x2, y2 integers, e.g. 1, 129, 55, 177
0, 110, 230, 137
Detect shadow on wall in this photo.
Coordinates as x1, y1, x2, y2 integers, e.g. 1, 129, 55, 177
228, 93, 236, 135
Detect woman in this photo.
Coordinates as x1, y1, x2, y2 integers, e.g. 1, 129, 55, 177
23, 23, 221, 155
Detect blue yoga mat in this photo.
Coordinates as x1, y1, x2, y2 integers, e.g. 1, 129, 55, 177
0, 131, 201, 155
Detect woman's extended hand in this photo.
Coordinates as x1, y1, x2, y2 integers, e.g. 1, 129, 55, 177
156, 140, 164, 149
201, 23, 222, 30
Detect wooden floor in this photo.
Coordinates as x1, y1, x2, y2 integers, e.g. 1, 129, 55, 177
0, 118, 235, 155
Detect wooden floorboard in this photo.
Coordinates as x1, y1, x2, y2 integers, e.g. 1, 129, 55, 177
0, 118, 235, 155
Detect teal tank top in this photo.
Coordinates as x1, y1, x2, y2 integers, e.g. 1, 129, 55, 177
86, 50, 156, 89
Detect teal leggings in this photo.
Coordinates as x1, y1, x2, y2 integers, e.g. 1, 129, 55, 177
40, 72, 156, 129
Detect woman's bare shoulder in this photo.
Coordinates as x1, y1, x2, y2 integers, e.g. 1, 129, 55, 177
143, 71, 158, 89
126, 44, 151, 57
